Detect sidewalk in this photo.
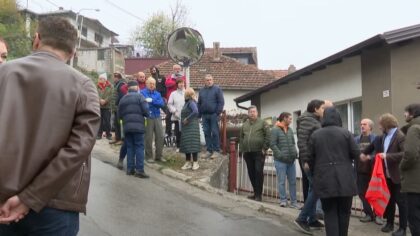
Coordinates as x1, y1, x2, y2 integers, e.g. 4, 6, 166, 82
92, 139, 404, 236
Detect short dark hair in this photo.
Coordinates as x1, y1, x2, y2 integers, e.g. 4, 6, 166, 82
278, 112, 291, 121
248, 105, 258, 111
405, 103, 420, 118
307, 99, 325, 113
176, 78, 184, 85
114, 73, 122, 79
37, 17, 77, 54
379, 113, 398, 129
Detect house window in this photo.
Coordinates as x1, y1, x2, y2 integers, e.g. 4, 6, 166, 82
335, 99, 362, 135
97, 49, 105, 60
94, 33, 103, 45
237, 57, 249, 65
81, 27, 87, 37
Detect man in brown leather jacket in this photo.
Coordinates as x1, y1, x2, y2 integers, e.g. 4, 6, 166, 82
0, 17, 100, 235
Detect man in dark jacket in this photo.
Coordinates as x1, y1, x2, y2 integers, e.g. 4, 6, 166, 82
0, 17, 100, 235
294, 99, 325, 234
400, 103, 420, 236
271, 112, 298, 208
198, 74, 225, 159
110, 72, 128, 145
118, 81, 149, 178
150, 66, 166, 99
361, 113, 407, 236
308, 107, 359, 236
239, 106, 270, 202
354, 118, 377, 223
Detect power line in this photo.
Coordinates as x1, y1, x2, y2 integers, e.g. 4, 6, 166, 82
103, 0, 144, 22
45, 0, 59, 8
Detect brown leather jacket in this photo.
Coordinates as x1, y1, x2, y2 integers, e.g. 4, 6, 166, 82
0, 51, 100, 213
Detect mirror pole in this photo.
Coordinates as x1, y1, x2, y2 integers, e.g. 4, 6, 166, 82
185, 66, 190, 89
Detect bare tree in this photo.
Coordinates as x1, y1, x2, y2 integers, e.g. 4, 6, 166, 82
170, 0, 189, 31
130, 0, 191, 57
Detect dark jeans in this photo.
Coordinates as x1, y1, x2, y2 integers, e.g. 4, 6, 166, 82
0, 207, 79, 236
165, 112, 172, 136
384, 178, 407, 229
113, 111, 122, 141
119, 139, 127, 160
357, 173, 374, 217
243, 152, 265, 197
407, 193, 420, 236
321, 196, 353, 236
185, 153, 198, 162
296, 171, 318, 224
299, 160, 309, 202
202, 113, 220, 153
98, 108, 111, 137
174, 120, 181, 148
125, 132, 145, 173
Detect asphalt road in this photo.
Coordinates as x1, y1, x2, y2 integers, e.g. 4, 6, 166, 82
79, 157, 300, 236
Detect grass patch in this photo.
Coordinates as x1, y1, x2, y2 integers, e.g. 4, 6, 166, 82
160, 152, 185, 170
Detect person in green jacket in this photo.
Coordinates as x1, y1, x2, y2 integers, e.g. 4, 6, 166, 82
401, 103, 420, 236
97, 73, 113, 140
239, 105, 270, 202
271, 112, 299, 209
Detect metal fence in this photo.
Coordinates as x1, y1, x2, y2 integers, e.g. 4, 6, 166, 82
235, 146, 389, 218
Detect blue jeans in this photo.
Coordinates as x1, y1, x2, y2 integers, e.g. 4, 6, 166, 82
125, 132, 145, 173
202, 113, 220, 153
297, 171, 318, 224
274, 160, 297, 204
0, 207, 79, 236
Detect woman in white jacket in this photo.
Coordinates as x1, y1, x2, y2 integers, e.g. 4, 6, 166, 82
167, 79, 185, 150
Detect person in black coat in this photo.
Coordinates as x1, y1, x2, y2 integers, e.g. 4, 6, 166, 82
118, 80, 150, 178
308, 107, 359, 236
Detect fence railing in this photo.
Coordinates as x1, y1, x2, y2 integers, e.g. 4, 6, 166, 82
227, 138, 398, 218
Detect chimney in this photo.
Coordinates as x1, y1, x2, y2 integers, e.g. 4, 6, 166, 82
59, 7, 64, 10
213, 42, 221, 61
288, 64, 296, 74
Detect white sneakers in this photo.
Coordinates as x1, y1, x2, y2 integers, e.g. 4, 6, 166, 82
192, 162, 199, 170
201, 151, 212, 159
181, 161, 199, 170
210, 152, 220, 159
181, 162, 192, 170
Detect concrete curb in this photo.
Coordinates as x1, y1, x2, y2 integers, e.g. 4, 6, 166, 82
146, 161, 299, 223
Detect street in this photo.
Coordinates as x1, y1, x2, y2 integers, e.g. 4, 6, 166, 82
80, 156, 299, 236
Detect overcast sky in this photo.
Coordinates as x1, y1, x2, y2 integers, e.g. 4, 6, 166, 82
26, 0, 420, 70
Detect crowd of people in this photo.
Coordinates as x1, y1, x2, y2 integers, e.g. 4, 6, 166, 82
1, 16, 419, 236
0, 15, 228, 235
97, 63, 225, 177
239, 99, 420, 236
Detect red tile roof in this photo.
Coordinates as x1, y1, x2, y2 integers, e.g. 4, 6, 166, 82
262, 70, 289, 79
125, 58, 170, 75
141, 51, 276, 90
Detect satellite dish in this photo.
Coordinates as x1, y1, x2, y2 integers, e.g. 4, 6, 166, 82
167, 27, 205, 67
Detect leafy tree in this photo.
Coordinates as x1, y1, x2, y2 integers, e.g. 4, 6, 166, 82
0, 0, 35, 59
131, 0, 190, 57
